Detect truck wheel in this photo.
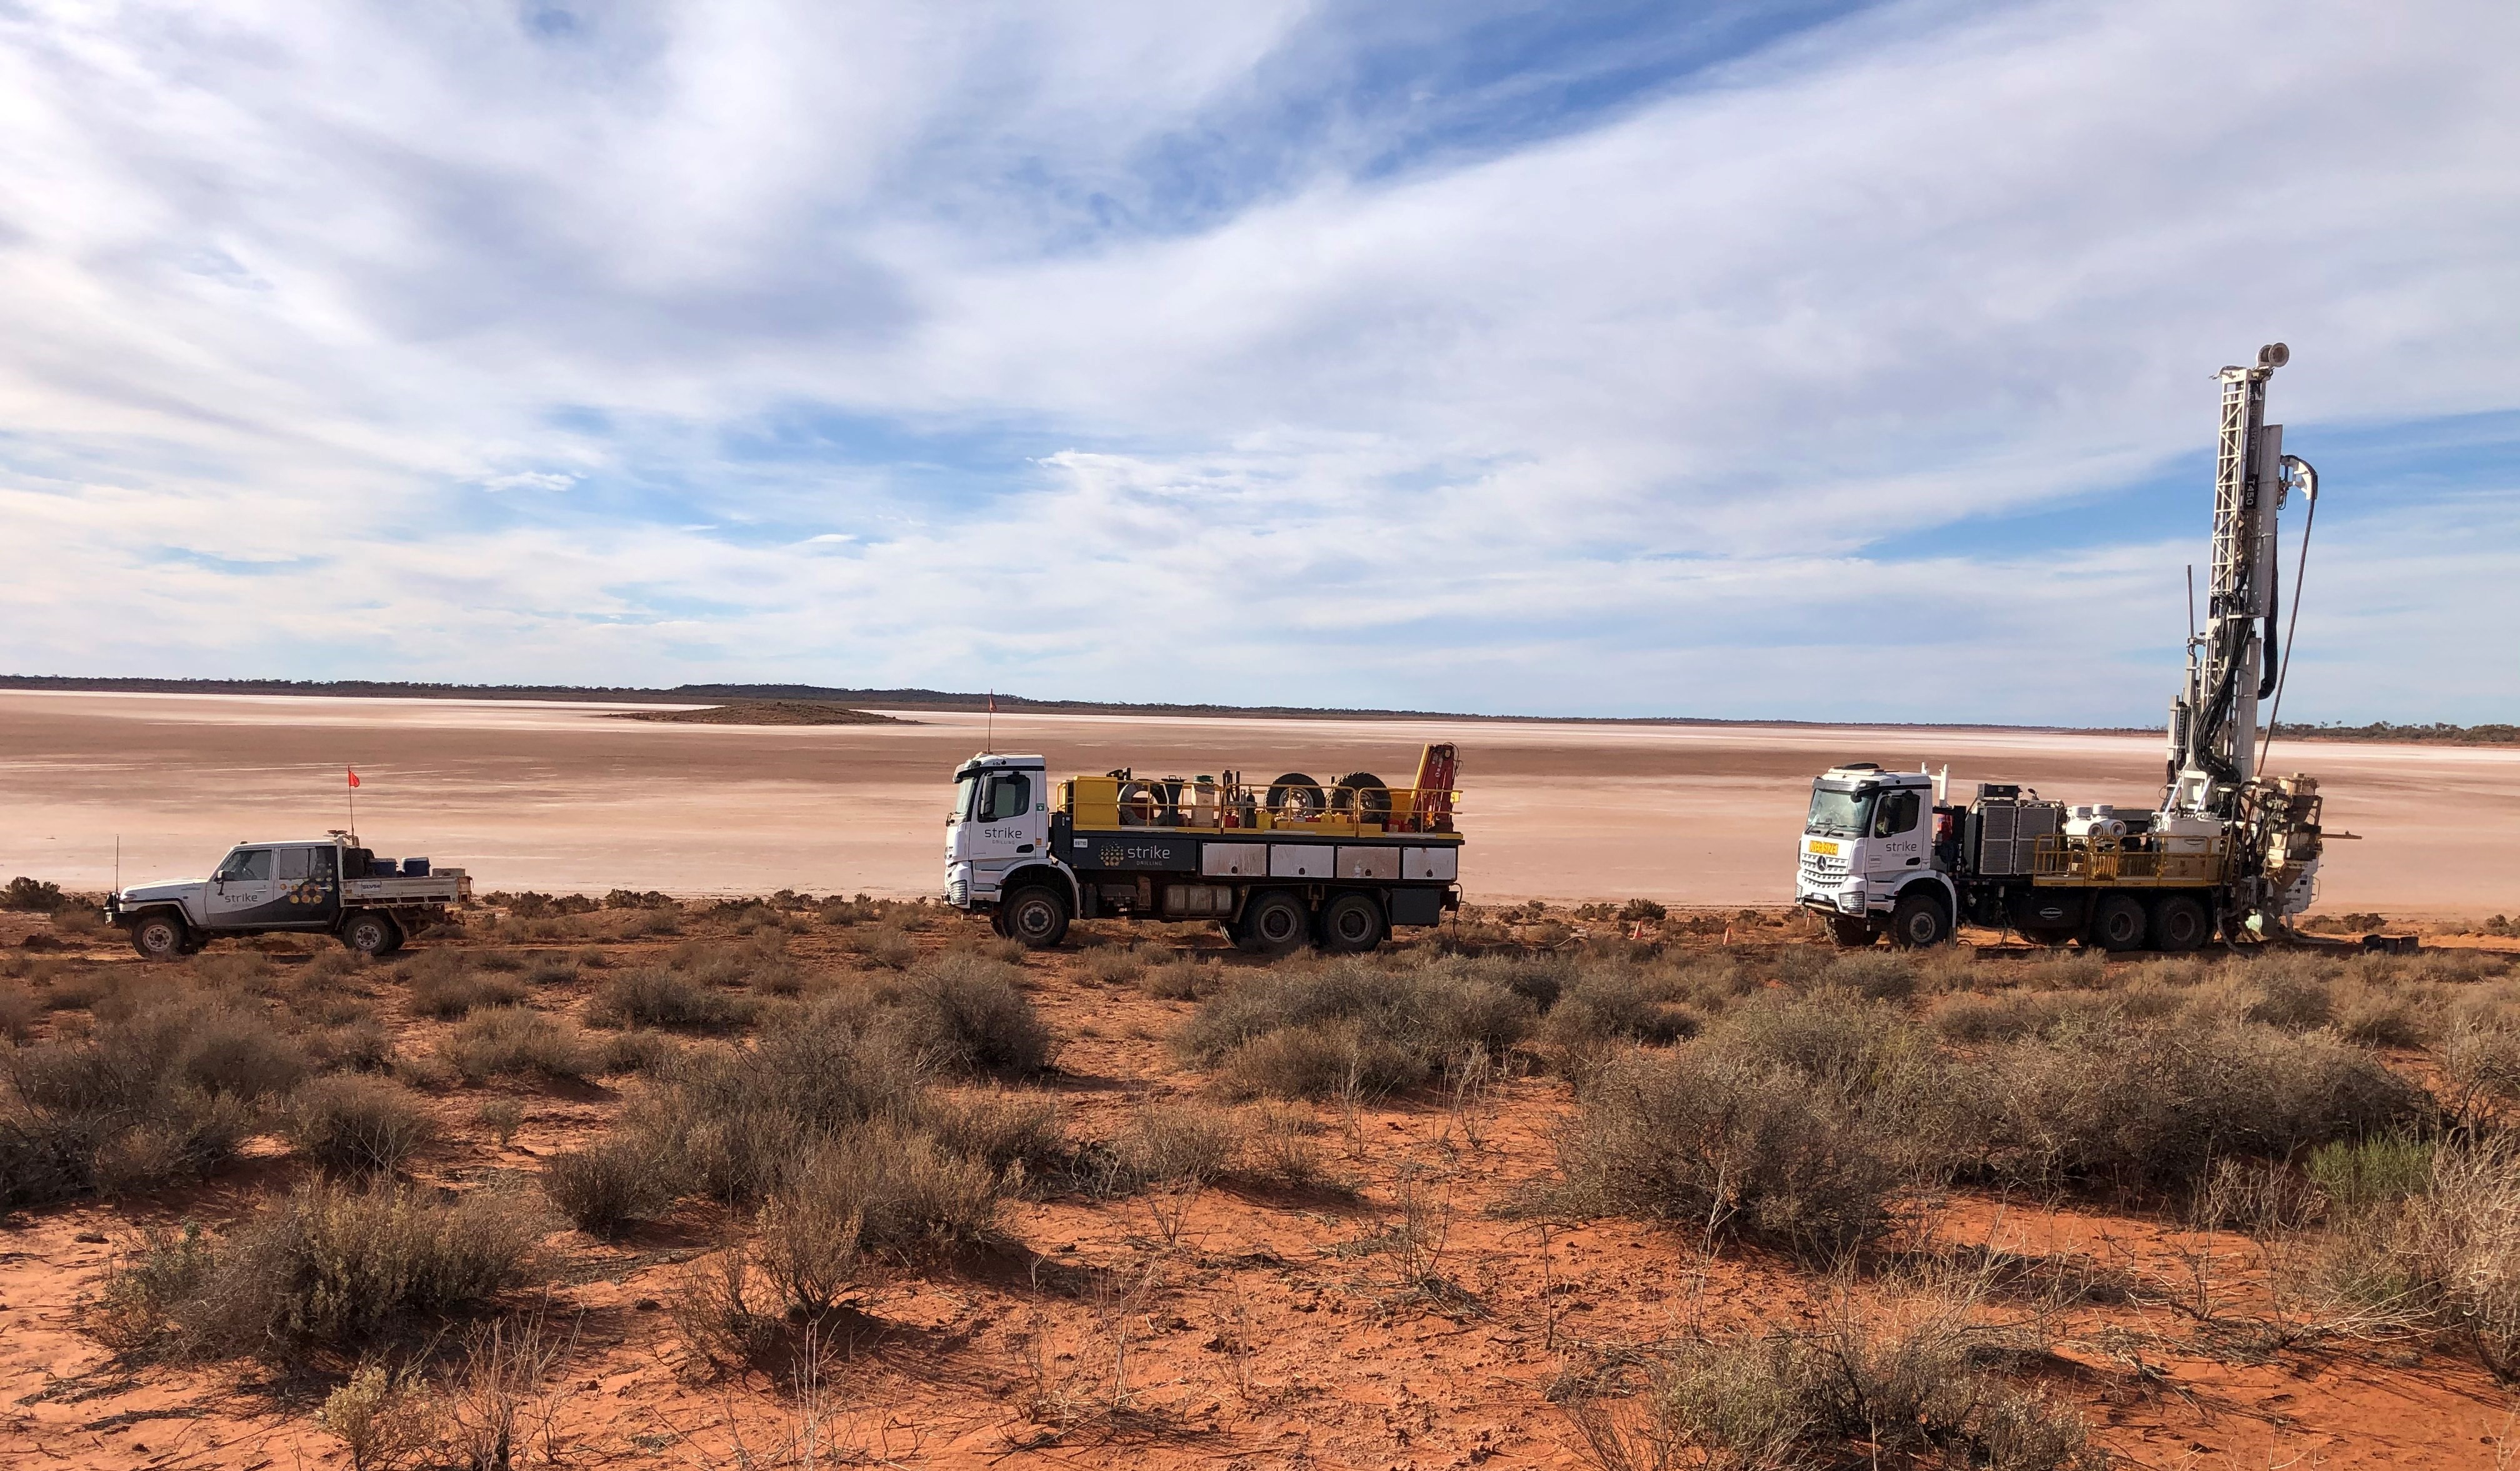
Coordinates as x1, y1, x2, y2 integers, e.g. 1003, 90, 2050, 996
2092, 893, 2148, 953
1827, 914, 1879, 948
340, 910, 402, 958
1236, 890, 1311, 955
1330, 774, 1391, 820
129, 910, 189, 962
1002, 886, 1071, 950
1888, 891, 1950, 948
2148, 894, 2209, 953
1318, 892, 1387, 953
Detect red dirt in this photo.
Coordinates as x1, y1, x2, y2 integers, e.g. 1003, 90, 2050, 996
3, 904, 2516, 1470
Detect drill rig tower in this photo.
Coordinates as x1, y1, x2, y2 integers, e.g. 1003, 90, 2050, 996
2162, 342, 2325, 935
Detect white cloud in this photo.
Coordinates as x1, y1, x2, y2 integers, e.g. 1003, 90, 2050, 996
0, 0, 2513, 720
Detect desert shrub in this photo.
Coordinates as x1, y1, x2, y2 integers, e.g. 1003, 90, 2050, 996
779, 1118, 1001, 1253
0, 987, 307, 1205
1242, 1101, 1325, 1188
1542, 966, 1700, 1053
664, 936, 799, 995
1973, 1015, 2431, 1192
2331, 973, 2439, 1048
438, 1008, 595, 1083
621, 998, 925, 1203
1105, 1100, 1243, 1191
191, 951, 274, 991
284, 1075, 430, 1175
888, 953, 1056, 1077
1619, 898, 1668, 923
1816, 951, 1916, 1002
2322, 1138, 2520, 1379
542, 1138, 679, 1238
3, 876, 68, 912
520, 955, 578, 987
475, 1097, 524, 1147
2444, 1021, 2520, 1125
1177, 955, 1533, 1100
2309, 1135, 2434, 1217
406, 965, 529, 1020
301, 1017, 396, 1073
1138, 958, 1218, 1001
51, 903, 103, 935
928, 1090, 1068, 1178
2020, 950, 2108, 990
594, 1028, 681, 1075
844, 924, 916, 970
754, 1171, 865, 1318
1601, 1309, 2101, 1471
98, 1182, 551, 1358
1555, 1048, 1899, 1263
586, 967, 757, 1032
1929, 990, 2085, 1043
0, 984, 38, 1043
1467, 953, 1574, 1012
1079, 943, 1159, 987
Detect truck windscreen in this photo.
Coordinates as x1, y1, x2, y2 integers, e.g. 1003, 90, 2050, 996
954, 773, 981, 823
1806, 786, 1876, 838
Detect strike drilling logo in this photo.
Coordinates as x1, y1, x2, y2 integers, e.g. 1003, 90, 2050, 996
1099, 843, 1175, 868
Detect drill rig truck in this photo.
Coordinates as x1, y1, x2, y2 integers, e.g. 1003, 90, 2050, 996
1796, 344, 2331, 951
944, 744, 1463, 952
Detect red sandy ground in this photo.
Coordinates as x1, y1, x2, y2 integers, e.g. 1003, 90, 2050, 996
4, 906, 2519, 1470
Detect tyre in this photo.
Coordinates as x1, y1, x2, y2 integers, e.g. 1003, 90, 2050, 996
1002, 885, 1071, 950
1888, 890, 1950, 948
1265, 774, 1324, 820
1329, 773, 1391, 820
1827, 914, 1879, 948
1317, 891, 1387, 953
2092, 893, 2148, 953
129, 910, 188, 962
340, 910, 402, 958
1236, 889, 1311, 955
2149, 893, 2209, 953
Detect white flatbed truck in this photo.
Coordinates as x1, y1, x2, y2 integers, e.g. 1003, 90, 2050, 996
107, 833, 471, 960
943, 744, 1464, 953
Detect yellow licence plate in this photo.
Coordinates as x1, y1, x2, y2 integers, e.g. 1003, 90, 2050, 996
1806, 840, 1840, 856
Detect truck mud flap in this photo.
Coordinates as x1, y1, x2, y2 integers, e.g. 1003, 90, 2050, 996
1388, 887, 1444, 928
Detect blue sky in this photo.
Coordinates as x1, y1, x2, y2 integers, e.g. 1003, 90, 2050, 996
1, 0, 2514, 723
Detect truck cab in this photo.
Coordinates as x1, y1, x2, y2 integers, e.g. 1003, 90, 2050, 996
108, 835, 470, 960
1794, 765, 1954, 946
944, 753, 1053, 913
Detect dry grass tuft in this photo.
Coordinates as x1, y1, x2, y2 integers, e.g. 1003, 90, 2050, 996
439, 1007, 597, 1083
285, 1074, 431, 1176
1176, 954, 1533, 1100
95, 1181, 551, 1358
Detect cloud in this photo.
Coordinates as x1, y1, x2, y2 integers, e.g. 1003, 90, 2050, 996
476, 471, 577, 493
0, 0, 2513, 721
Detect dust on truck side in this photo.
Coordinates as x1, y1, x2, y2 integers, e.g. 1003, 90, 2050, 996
944, 744, 1463, 953
1795, 344, 2331, 953
108, 834, 471, 961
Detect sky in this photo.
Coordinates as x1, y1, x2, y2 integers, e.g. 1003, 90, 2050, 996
1, 0, 2515, 724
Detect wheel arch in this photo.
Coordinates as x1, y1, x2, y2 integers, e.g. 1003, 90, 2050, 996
1893, 873, 1959, 919
998, 863, 1079, 909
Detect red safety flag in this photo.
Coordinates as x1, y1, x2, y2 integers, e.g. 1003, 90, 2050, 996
346, 766, 361, 789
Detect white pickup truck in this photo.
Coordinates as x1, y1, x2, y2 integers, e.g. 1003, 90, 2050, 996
106, 833, 471, 960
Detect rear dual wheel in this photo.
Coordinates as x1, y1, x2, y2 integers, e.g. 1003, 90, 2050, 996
1317, 892, 1387, 954
1234, 890, 1311, 955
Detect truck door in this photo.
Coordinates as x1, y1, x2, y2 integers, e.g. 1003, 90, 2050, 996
968, 768, 1046, 873
206, 846, 278, 926
276, 843, 342, 927
1871, 790, 1926, 871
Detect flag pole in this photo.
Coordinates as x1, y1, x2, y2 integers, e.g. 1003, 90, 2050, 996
986, 691, 995, 754
347, 765, 357, 840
